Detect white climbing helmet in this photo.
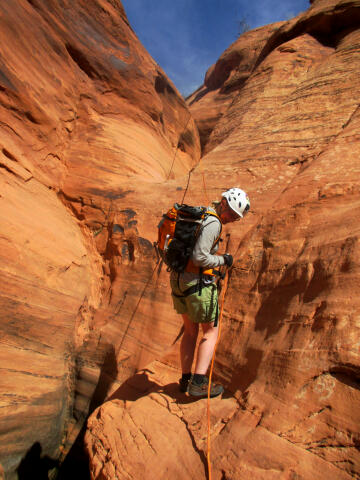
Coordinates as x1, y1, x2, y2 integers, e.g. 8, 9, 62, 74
222, 188, 250, 218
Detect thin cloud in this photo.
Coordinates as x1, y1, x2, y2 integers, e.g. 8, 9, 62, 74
242, 0, 309, 28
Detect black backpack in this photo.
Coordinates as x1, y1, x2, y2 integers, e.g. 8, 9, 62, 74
157, 203, 221, 273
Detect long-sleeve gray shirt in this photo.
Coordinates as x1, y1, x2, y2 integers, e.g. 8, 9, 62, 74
191, 208, 225, 268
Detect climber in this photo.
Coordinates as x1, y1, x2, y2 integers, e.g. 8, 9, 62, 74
170, 188, 250, 398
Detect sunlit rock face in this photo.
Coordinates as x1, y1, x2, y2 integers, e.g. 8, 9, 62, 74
85, 1, 360, 479
187, 21, 286, 153
0, 0, 200, 477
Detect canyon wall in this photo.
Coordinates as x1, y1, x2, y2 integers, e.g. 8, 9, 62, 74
0, 0, 359, 479
85, 1, 360, 479
0, 1, 200, 478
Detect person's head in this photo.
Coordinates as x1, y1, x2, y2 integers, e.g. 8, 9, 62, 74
216, 188, 250, 224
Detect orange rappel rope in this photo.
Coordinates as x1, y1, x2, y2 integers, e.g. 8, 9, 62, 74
206, 267, 229, 480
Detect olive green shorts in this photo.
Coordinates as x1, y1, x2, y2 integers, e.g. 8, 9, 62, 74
170, 274, 219, 323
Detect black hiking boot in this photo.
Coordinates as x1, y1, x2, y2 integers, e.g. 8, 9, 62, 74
179, 375, 191, 393
188, 376, 224, 398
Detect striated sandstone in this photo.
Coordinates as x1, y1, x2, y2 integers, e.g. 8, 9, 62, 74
0, 0, 199, 477
187, 21, 286, 152
85, 1, 360, 479
188, 0, 360, 155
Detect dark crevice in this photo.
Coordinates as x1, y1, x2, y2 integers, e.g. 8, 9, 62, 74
24, 111, 40, 124
219, 75, 248, 95
254, 9, 360, 72
57, 190, 106, 215
177, 129, 195, 152
181, 416, 209, 479
2, 148, 18, 162
65, 43, 98, 79
205, 51, 244, 91
125, 239, 135, 262
329, 366, 360, 391
59, 197, 85, 221
187, 86, 209, 106
0, 162, 16, 176
154, 74, 176, 96
87, 187, 133, 200
56, 425, 90, 480
58, 344, 117, 479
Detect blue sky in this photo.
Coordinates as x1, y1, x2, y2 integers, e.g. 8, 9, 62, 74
121, 0, 310, 97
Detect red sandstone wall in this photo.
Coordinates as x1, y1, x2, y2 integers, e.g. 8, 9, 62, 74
0, 1, 199, 477
1, 0, 359, 479
85, 1, 360, 479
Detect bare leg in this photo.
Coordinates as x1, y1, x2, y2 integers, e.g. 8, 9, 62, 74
194, 322, 219, 375
180, 314, 199, 373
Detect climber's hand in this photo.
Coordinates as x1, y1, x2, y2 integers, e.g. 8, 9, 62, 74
223, 253, 233, 268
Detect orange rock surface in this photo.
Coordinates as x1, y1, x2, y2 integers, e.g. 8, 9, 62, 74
1, 0, 360, 479
187, 21, 286, 153
85, 1, 360, 479
0, 0, 199, 477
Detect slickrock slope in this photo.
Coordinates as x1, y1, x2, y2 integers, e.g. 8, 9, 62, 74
187, 21, 286, 153
0, 1, 199, 478
85, 1, 360, 479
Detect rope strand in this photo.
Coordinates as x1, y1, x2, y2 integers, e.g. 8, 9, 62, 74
207, 233, 231, 480
206, 269, 229, 480
181, 166, 194, 204
167, 113, 192, 181
116, 263, 158, 357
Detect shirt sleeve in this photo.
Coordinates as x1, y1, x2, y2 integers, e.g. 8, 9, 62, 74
191, 218, 225, 268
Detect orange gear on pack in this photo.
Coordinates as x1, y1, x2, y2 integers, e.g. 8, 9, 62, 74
157, 204, 178, 253
156, 203, 222, 275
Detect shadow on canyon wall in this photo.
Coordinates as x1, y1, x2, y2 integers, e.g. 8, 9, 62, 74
57, 428, 91, 480
57, 344, 119, 480
17, 442, 58, 480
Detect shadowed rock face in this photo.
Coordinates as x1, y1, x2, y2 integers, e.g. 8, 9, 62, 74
85, 1, 360, 479
0, 0, 200, 478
